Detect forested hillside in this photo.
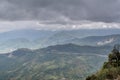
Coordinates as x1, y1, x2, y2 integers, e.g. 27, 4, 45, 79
86, 44, 120, 80
0, 44, 108, 80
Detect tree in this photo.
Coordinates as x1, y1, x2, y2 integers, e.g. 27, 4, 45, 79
108, 44, 120, 66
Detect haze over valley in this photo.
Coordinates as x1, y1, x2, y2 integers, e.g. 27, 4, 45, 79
0, 0, 120, 80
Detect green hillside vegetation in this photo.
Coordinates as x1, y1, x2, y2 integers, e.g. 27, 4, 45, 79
0, 44, 108, 80
86, 44, 120, 80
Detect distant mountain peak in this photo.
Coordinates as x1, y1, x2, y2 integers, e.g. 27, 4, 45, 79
10, 48, 32, 57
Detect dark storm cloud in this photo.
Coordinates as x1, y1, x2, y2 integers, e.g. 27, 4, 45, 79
0, 0, 120, 22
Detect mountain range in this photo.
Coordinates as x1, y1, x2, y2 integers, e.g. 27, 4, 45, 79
0, 29, 120, 80
0, 43, 109, 80
0, 29, 120, 53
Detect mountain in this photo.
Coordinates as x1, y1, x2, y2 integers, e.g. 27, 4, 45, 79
0, 29, 56, 41
0, 29, 120, 53
0, 44, 109, 80
68, 34, 120, 46
37, 43, 112, 55
0, 29, 56, 53
0, 29, 119, 80
86, 45, 120, 80
42, 29, 120, 45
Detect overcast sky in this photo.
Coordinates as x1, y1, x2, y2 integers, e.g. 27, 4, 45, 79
0, 0, 120, 32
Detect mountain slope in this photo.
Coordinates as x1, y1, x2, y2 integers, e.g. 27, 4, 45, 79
86, 45, 120, 80
0, 29, 57, 53
0, 29, 120, 53
37, 43, 111, 55
0, 44, 109, 80
68, 34, 120, 46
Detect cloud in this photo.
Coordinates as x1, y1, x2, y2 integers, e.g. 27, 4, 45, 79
0, 21, 37, 32
0, 0, 120, 22
0, 0, 120, 32
36, 20, 120, 30
0, 21, 120, 32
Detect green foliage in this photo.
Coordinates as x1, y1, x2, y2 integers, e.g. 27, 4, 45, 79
86, 75, 97, 80
86, 44, 120, 80
0, 46, 106, 80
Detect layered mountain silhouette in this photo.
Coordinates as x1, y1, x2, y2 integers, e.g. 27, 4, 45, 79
0, 29, 120, 53
0, 43, 109, 80
0, 29, 120, 80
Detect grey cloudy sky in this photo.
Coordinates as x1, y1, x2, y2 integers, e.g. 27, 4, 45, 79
0, 0, 120, 31
0, 0, 120, 22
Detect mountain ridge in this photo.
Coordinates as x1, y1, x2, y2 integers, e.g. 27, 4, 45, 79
0, 43, 108, 80
0, 29, 120, 53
